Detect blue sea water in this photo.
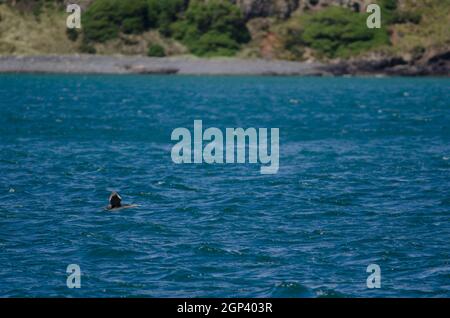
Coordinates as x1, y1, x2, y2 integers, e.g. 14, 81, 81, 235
0, 74, 449, 297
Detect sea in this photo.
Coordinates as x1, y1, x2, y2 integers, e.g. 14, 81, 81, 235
0, 74, 449, 297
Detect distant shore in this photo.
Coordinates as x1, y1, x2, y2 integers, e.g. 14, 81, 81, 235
0, 55, 448, 76
0, 55, 327, 76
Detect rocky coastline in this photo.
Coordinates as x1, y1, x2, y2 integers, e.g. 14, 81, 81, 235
0, 54, 448, 76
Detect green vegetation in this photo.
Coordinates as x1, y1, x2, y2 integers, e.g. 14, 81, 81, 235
279, 0, 426, 59
82, 0, 186, 42
147, 43, 165, 57
79, 42, 96, 54
119, 0, 150, 34
0, 3, 80, 55
378, 0, 416, 24
391, 10, 422, 25
282, 7, 390, 58
379, 0, 397, 11
1, 0, 448, 61
4, 0, 65, 17
147, 0, 187, 36
83, 0, 150, 42
82, 0, 249, 57
170, 0, 250, 56
83, 0, 250, 56
82, 0, 122, 42
387, 0, 450, 54
66, 28, 78, 42
378, 0, 420, 25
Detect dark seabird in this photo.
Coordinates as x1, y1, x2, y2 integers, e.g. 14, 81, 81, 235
108, 191, 122, 210
106, 192, 138, 211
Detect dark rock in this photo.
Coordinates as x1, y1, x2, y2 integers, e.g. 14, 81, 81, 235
230, 0, 300, 19
325, 56, 408, 75
323, 50, 450, 76
125, 64, 179, 75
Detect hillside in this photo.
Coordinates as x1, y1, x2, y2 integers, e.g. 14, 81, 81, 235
0, 0, 448, 75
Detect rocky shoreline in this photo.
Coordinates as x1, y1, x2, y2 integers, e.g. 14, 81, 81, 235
328, 51, 450, 77
0, 54, 448, 76
0, 55, 327, 76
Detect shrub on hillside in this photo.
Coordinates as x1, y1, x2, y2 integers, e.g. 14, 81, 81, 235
379, 0, 397, 11
147, 0, 187, 35
190, 31, 240, 57
170, 0, 250, 56
147, 44, 166, 57
83, 0, 122, 42
118, 0, 149, 34
378, 0, 417, 25
82, 0, 188, 43
391, 11, 422, 24
298, 7, 390, 58
66, 28, 79, 42
83, 0, 149, 42
79, 42, 97, 54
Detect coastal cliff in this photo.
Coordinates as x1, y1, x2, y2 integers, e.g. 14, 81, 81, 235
0, 0, 448, 75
